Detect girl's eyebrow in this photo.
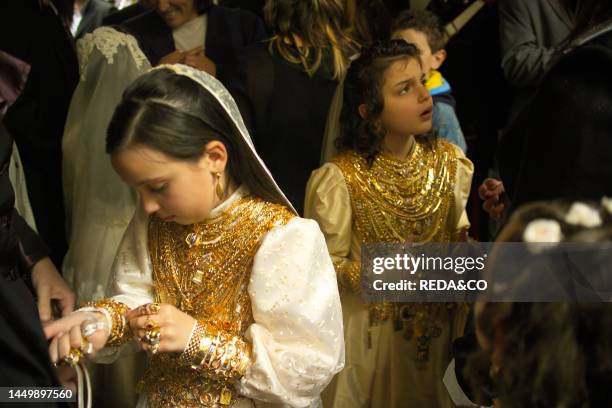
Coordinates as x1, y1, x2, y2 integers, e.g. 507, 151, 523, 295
136, 177, 166, 187
394, 78, 416, 88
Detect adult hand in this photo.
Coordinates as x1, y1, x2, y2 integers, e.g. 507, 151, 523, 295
44, 312, 110, 365
478, 178, 510, 221
159, 49, 186, 65
31, 257, 75, 323
183, 48, 216, 77
128, 303, 195, 354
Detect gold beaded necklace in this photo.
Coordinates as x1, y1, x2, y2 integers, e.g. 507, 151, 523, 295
333, 139, 458, 245
148, 195, 294, 330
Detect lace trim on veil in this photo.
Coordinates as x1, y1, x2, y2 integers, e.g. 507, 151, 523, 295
77, 26, 148, 81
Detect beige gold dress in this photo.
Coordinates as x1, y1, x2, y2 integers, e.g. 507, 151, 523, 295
305, 139, 474, 408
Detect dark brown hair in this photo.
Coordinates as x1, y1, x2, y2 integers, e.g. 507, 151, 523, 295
390, 9, 446, 53
106, 68, 288, 207
466, 200, 612, 407
344, 0, 390, 45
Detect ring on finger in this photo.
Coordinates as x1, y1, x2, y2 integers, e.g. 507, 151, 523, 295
81, 317, 106, 338
142, 325, 161, 346
62, 348, 83, 366
144, 303, 160, 315
80, 338, 94, 356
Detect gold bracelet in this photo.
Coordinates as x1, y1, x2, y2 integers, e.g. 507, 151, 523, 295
333, 259, 362, 293
179, 320, 207, 365
83, 298, 130, 346
181, 321, 252, 380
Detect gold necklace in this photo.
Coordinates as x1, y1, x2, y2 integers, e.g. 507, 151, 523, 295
333, 139, 458, 244
145, 195, 295, 406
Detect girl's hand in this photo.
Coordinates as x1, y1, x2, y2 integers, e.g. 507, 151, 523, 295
478, 178, 510, 221
127, 303, 195, 354
44, 312, 110, 365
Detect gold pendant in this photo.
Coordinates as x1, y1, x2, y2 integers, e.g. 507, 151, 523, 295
192, 269, 204, 285
219, 387, 232, 405
185, 232, 199, 248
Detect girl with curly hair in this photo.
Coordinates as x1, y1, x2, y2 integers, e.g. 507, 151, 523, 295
305, 39, 474, 407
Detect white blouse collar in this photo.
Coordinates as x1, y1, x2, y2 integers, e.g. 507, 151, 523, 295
208, 184, 248, 218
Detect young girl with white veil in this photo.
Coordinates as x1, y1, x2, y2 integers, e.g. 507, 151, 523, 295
47, 64, 344, 407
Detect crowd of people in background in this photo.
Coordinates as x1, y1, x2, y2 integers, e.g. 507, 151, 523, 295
1, 0, 611, 407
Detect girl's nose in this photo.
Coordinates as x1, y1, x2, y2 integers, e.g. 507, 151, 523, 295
141, 194, 161, 215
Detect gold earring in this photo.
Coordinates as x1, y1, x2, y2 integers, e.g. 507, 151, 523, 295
215, 172, 224, 200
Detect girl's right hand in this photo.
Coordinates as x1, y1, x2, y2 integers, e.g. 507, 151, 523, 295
44, 311, 110, 365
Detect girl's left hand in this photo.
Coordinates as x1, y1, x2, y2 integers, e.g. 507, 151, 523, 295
127, 303, 196, 354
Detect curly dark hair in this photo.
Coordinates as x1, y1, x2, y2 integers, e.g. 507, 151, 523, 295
466, 200, 612, 407
390, 9, 446, 53
337, 39, 432, 164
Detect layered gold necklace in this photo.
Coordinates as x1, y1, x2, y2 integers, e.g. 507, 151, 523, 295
144, 194, 294, 406
334, 139, 458, 244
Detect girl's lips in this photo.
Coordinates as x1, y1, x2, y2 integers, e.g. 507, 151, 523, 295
420, 108, 433, 120
161, 215, 176, 222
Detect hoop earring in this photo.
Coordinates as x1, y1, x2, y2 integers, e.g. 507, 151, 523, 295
215, 172, 224, 200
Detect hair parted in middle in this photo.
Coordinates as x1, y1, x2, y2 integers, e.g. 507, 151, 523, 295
105, 68, 288, 207
337, 39, 435, 165
264, 0, 358, 79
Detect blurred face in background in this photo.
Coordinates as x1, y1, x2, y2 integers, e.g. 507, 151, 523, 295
154, 0, 199, 29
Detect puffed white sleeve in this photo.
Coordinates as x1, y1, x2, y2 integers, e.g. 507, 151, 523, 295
106, 203, 155, 307
237, 217, 345, 407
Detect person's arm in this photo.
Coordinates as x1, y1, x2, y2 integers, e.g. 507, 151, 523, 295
499, 0, 557, 87
237, 217, 344, 406
12, 211, 76, 322
13, 210, 48, 269
44, 203, 155, 363
304, 163, 360, 292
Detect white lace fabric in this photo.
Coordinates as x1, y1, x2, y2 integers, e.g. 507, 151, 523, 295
77, 26, 148, 81
63, 27, 151, 303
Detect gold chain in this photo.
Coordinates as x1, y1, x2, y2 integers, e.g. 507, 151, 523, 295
333, 140, 457, 245
143, 195, 294, 407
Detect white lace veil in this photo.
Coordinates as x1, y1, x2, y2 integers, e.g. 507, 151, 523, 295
62, 27, 151, 302
152, 64, 298, 214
